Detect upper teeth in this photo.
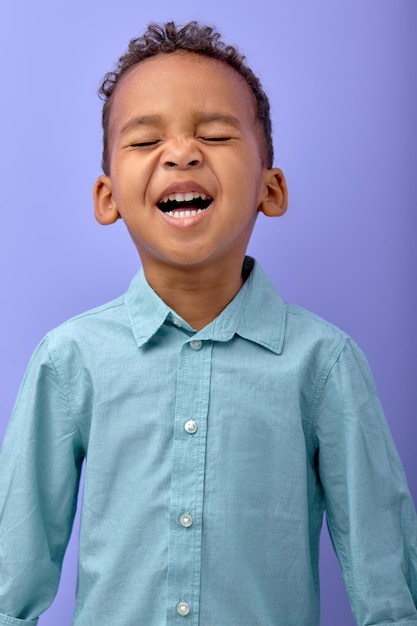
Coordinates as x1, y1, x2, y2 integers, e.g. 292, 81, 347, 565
160, 191, 208, 203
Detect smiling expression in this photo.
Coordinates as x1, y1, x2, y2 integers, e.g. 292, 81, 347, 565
94, 51, 286, 278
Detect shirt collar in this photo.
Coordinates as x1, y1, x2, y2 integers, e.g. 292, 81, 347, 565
123, 257, 286, 355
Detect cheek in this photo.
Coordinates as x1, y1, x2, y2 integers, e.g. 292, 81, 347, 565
222, 150, 260, 184
231, 159, 264, 203
111, 162, 143, 199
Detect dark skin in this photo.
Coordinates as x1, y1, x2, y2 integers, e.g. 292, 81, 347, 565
94, 52, 288, 330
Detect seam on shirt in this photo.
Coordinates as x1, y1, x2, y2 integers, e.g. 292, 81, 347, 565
250, 296, 286, 354
307, 337, 357, 605
224, 276, 286, 353
34, 336, 86, 564
285, 301, 348, 333
123, 292, 168, 347
50, 297, 125, 329
307, 334, 349, 448
218, 269, 252, 337
0, 613, 38, 625
43, 335, 85, 451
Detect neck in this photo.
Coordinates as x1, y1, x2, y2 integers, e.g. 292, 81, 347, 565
142, 257, 247, 330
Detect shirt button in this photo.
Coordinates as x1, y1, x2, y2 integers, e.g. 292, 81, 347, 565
179, 513, 194, 528
176, 601, 191, 616
172, 317, 182, 327
189, 339, 202, 351
184, 420, 198, 434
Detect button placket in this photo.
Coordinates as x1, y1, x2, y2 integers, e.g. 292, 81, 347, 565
166, 339, 212, 624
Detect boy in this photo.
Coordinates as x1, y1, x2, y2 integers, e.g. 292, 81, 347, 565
0, 20, 416, 626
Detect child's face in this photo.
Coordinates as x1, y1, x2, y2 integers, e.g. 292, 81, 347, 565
94, 51, 286, 275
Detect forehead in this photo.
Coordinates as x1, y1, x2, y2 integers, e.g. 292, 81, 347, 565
109, 51, 257, 131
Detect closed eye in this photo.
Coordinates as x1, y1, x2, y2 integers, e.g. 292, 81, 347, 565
130, 140, 160, 147
200, 137, 232, 142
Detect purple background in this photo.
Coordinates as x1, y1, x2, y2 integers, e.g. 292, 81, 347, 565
1, 1, 416, 624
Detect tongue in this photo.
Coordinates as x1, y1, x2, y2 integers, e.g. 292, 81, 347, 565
174, 203, 199, 211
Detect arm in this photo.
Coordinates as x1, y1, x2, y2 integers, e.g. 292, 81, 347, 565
314, 339, 417, 625
0, 338, 85, 625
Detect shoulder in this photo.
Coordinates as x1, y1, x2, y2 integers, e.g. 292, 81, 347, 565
40, 293, 132, 373
279, 301, 366, 397
284, 301, 349, 351
284, 301, 377, 399
47, 294, 126, 341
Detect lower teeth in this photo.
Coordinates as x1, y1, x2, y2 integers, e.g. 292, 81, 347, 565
166, 209, 203, 219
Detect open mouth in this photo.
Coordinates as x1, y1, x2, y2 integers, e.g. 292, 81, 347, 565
157, 191, 213, 218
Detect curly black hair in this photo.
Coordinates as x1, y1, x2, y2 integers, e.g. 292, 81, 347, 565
98, 21, 274, 174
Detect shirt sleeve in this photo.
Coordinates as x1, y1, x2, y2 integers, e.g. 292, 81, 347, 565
0, 337, 85, 623
313, 338, 417, 625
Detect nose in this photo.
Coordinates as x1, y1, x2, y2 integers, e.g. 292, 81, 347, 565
161, 137, 203, 169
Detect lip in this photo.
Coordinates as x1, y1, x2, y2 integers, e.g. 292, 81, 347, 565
156, 180, 213, 204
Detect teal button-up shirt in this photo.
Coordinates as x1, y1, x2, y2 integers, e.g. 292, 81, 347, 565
1, 258, 416, 625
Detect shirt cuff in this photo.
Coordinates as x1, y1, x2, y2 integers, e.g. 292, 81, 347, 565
0, 613, 38, 625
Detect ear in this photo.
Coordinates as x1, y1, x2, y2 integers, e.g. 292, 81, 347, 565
93, 175, 121, 225
258, 168, 288, 217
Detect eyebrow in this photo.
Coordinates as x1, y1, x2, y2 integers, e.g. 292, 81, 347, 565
196, 113, 242, 129
120, 112, 242, 136
120, 115, 163, 136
